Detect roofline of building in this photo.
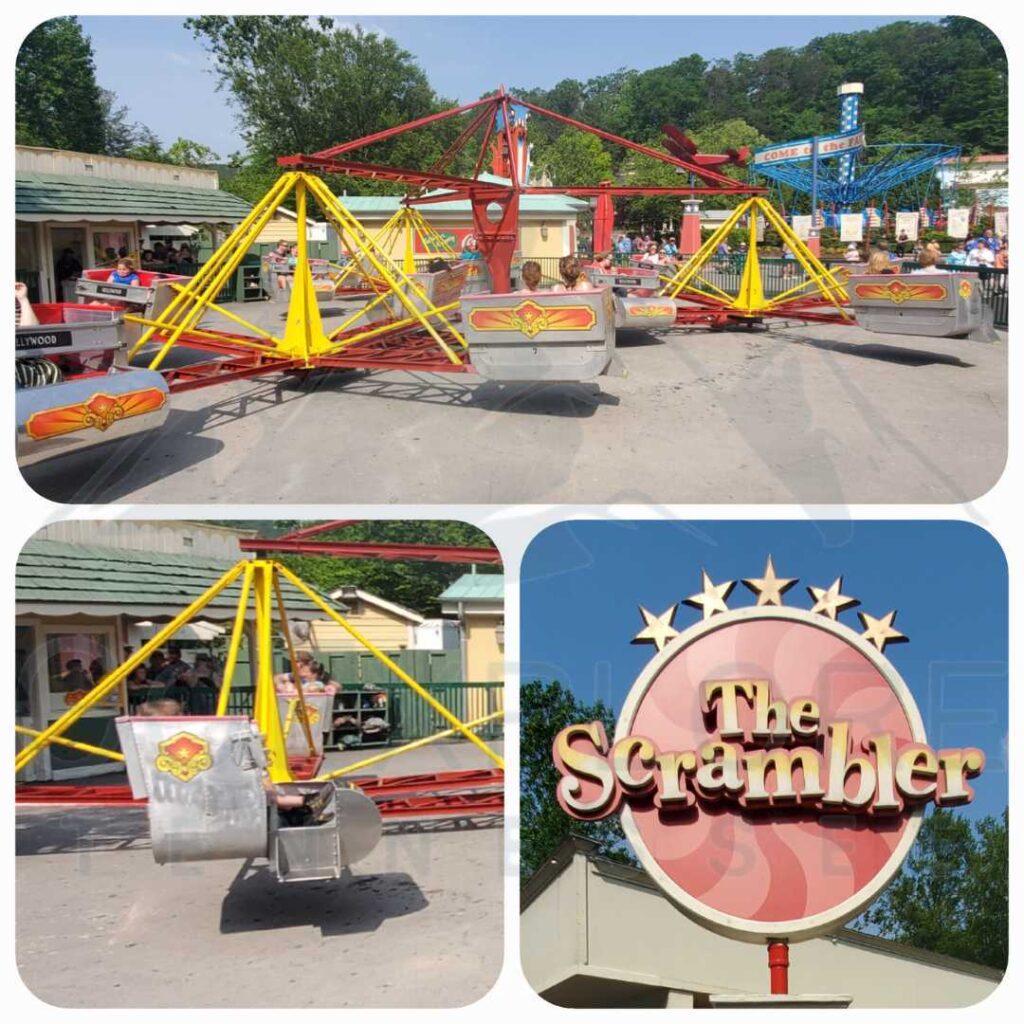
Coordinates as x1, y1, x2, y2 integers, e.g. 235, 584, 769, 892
328, 586, 424, 624
521, 835, 1003, 983
16, 145, 221, 180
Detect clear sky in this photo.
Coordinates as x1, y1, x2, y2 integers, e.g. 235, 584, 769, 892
521, 520, 1007, 821
75, 15, 939, 154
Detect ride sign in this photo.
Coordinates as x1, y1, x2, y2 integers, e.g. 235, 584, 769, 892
552, 559, 985, 943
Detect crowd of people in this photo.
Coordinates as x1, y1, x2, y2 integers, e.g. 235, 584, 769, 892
840, 227, 1008, 273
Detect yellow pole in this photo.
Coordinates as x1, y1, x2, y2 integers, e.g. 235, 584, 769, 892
661, 200, 749, 300
15, 561, 246, 771
253, 562, 291, 782
167, 284, 280, 341
274, 563, 504, 769
128, 173, 295, 360
272, 570, 317, 756
216, 562, 254, 716
141, 175, 299, 369
304, 174, 468, 364
403, 209, 415, 274
124, 315, 285, 356
15, 725, 125, 763
734, 203, 766, 312
325, 301, 462, 353
314, 709, 505, 781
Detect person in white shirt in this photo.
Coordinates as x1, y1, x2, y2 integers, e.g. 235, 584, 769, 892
966, 241, 995, 268
909, 249, 941, 274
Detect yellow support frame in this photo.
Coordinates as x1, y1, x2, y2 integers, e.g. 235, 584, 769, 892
16, 557, 504, 782
660, 196, 850, 319
130, 171, 470, 372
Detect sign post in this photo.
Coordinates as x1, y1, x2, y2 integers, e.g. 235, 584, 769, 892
552, 558, 985, 1006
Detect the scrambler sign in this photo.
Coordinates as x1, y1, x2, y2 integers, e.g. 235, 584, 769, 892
552, 560, 985, 942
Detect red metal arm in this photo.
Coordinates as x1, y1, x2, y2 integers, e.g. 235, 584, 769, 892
239, 539, 502, 564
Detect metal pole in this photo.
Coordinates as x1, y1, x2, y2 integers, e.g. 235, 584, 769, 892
767, 940, 790, 995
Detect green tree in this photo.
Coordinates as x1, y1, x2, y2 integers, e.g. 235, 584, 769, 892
165, 138, 221, 167
225, 520, 499, 619
16, 17, 106, 152
541, 128, 613, 187
857, 807, 1007, 971
186, 16, 456, 199
520, 679, 635, 880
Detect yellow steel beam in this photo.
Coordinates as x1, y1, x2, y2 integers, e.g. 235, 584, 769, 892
15, 725, 125, 763
138, 174, 299, 370
169, 284, 279, 342
253, 561, 291, 783
216, 562, 254, 717
661, 201, 749, 300
324, 301, 462, 354
124, 315, 285, 357
128, 174, 296, 361
303, 174, 469, 364
275, 562, 504, 769
15, 561, 247, 772
314, 709, 505, 781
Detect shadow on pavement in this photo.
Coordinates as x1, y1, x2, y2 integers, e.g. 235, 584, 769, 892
16, 806, 151, 855
789, 336, 975, 368
384, 814, 503, 835
220, 863, 428, 936
470, 381, 619, 417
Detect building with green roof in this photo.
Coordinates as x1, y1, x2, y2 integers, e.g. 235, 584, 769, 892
439, 572, 505, 690
16, 146, 253, 302
337, 173, 590, 263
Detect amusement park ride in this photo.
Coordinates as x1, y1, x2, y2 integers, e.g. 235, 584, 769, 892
15, 522, 505, 883
15, 86, 989, 467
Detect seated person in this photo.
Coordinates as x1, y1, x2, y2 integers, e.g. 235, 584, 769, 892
518, 260, 543, 292
265, 778, 335, 827
274, 650, 338, 695
865, 249, 899, 275
639, 242, 664, 267
550, 255, 595, 292
909, 248, 941, 274
426, 257, 451, 273
591, 253, 614, 274
107, 259, 141, 287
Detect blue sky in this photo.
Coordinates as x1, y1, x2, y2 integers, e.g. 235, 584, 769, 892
521, 520, 1007, 821
74, 15, 939, 153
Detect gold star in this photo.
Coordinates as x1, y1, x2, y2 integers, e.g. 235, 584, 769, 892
807, 577, 859, 620
684, 570, 735, 620
742, 555, 798, 607
632, 605, 679, 651
858, 610, 908, 653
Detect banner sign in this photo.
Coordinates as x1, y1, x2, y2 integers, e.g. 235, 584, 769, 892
994, 212, 1008, 238
840, 214, 864, 242
895, 211, 920, 242
946, 209, 971, 239
753, 128, 866, 167
552, 559, 984, 944
791, 216, 813, 240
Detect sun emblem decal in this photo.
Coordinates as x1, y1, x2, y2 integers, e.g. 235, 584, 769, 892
155, 731, 213, 783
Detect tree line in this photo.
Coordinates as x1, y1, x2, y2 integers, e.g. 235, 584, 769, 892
16, 16, 1006, 211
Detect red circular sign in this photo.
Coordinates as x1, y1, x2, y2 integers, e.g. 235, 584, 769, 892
616, 607, 926, 942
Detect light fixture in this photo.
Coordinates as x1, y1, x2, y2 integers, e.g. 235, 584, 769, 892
540, 222, 548, 242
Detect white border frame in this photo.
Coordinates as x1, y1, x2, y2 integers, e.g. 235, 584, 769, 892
615, 605, 927, 943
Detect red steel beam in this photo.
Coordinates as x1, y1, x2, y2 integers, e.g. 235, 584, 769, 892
239, 538, 501, 564
278, 521, 363, 541
306, 94, 500, 160
510, 95, 755, 189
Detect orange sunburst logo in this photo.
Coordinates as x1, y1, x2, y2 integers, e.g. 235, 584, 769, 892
852, 280, 947, 304
155, 731, 213, 783
25, 387, 167, 441
626, 304, 676, 318
295, 703, 321, 726
467, 300, 597, 338
958, 279, 973, 299
64, 689, 89, 706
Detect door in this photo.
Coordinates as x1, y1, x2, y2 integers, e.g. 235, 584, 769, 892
48, 225, 87, 302
41, 624, 122, 779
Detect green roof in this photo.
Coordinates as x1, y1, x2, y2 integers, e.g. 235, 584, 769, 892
438, 573, 505, 602
16, 540, 333, 618
339, 173, 588, 217
15, 172, 253, 223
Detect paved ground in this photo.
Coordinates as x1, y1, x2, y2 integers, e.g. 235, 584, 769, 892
20, 299, 1006, 505
16, 740, 504, 1008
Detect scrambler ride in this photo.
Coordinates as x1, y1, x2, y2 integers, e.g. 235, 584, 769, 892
15, 532, 505, 884
14, 88, 994, 467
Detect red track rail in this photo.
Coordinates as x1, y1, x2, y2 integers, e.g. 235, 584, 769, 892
15, 768, 504, 819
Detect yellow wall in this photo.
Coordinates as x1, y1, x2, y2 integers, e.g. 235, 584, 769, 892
306, 602, 412, 652
253, 214, 304, 246
519, 223, 572, 258
464, 614, 503, 683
